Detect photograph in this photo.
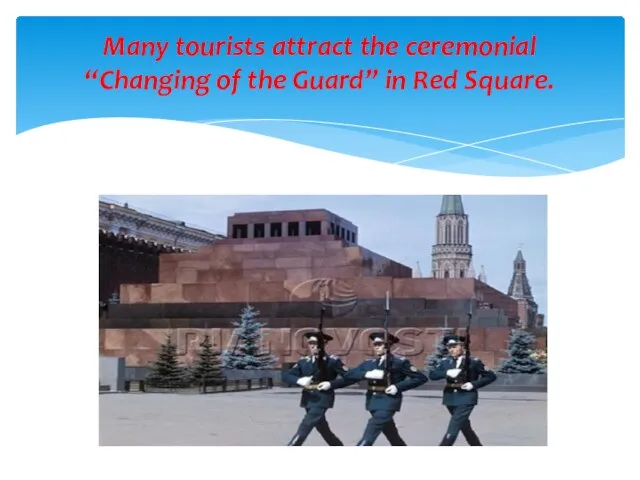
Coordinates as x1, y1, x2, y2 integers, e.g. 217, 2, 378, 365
99, 194, 548, 446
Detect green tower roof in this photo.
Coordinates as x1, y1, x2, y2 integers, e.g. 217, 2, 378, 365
439, 195, 465, 215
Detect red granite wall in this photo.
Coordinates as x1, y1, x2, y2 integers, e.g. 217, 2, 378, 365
119, 239, 516, 313
99, 326, 546, 370
120, 277, 484, 304
107, 238, 535, 369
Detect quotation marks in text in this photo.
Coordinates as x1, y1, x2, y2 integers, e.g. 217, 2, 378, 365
84, 67, 381, 96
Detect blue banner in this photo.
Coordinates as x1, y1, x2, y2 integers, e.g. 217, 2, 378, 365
16, 16, 624, 176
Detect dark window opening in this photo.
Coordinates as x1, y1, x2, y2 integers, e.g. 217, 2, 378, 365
305, 221, 321, 236
340, 227, 345, 239
460, 269, 465, 278
444, 270, 450, 278
254, 223, 265, 238
288, 221, 299, 236
232, 224, 248, 239
346, 231, 352, 242
270, 222, 282, 237
423, 299, 438, 310
330, 222, 335, 234
352, 233, 357, 244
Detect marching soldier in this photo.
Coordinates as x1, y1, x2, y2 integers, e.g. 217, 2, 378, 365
281, 331, 351, 446
428, 334, 497, 446
343, 331, 428, 446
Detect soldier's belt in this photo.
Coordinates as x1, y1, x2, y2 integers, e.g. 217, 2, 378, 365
444, 383, 464, 389
367, 385, 388, 393
304, 384, 320, 390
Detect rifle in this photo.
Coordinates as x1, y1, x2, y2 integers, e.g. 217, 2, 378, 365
461, 299, 473, 382
314, 306, 328, 382
384, 291, 392, 386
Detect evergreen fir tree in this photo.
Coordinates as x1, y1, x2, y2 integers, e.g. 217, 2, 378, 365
221, 305, 278, 369
498, 329, 545, 374
146, 334, 190, 388
424, 332, 451, 371
191, 334, 226, 389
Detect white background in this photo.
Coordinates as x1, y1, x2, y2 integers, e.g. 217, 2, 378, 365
3, 0, 637, 475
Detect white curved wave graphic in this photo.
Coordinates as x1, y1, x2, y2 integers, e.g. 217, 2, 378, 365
15, 117, 628, 181
201, 117, 624, 175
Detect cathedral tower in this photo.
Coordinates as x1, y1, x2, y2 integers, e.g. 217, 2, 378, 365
431, 195, 473, 278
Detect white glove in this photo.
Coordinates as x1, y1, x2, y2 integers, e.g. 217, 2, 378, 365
385, 385, 398, 395
446, 368, 461, 378
296, 376, 312, 387
461, 382, 474, 391
317, 381, 331, 391
365, 369, 385, 380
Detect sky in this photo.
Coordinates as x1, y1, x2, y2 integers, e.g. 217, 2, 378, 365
100, 194, 547, 321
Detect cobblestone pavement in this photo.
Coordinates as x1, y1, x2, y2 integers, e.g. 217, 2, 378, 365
99, 388, 547, 446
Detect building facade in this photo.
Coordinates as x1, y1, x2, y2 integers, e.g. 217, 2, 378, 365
99, 199, 225, 251
227, 208, 358, 246
99, 199, 225, 304
99, 230, 184, 304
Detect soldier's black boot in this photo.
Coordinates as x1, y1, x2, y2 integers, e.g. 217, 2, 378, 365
461, 421, 482, 445
287, 425, 312, 446
316, 419, 344, 445
388, 436, 407, 446
287, 433, 306, 446
439, 433, 457, 446
463, 429, 482, 446
318, 427, 343, 446
383, 423, 407, 446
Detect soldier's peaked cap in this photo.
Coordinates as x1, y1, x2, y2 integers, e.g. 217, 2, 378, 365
369, 331, 400, 345
443, 334, 468, 346
304, 331, 333, 342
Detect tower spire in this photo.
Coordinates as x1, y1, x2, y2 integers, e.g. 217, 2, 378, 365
507, 248, 533, 300
478, 265, 487, 283
413, 261, 423, 278
431, 195, 472, 279
439, 195, 465, 215
508, 247, 539, 328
